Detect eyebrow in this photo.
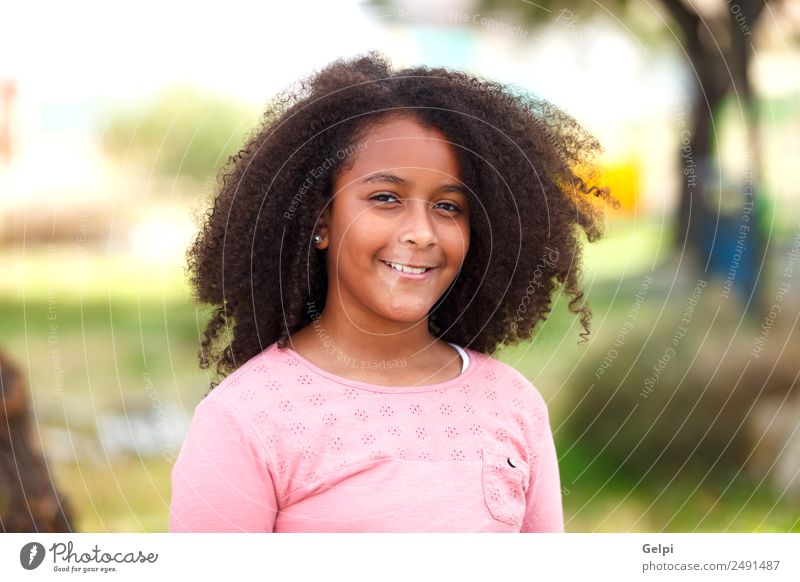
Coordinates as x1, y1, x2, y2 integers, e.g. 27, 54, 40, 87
359, 173, 468, 197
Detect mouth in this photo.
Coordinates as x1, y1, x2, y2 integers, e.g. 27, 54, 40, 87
380, 260, 438, 280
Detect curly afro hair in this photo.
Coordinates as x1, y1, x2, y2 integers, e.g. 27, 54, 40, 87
187, 51, 616, 384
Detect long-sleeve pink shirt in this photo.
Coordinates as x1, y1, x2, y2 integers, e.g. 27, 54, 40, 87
169, 341, 564, 532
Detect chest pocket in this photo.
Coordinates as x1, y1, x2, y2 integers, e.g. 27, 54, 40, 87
481, 447, 529, 527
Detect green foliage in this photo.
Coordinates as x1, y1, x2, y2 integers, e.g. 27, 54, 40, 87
101, 86, 260, 181
563, 284, 799, 494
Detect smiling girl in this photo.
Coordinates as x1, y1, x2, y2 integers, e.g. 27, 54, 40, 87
169, 52, 614, 533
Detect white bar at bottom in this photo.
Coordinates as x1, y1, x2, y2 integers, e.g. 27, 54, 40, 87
1, 533, 798, 581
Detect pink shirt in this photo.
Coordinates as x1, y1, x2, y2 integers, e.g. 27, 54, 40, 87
169, 342, 564, 532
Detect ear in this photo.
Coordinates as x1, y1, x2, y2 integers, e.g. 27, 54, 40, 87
314, 205, 331, 250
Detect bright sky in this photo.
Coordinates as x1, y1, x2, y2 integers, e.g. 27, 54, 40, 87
2, 0, 685, 122
1, 0, 384, 103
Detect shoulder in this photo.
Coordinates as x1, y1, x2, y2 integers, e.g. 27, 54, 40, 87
467, 348, 548, 413
201, 341, 289, 411
187, 343, 290, 462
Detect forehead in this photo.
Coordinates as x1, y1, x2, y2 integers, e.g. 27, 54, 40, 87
343, 116, 462, 180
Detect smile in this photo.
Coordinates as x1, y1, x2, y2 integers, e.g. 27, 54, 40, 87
381, 260, 437, 279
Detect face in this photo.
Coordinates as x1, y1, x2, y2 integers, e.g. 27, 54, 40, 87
315, 115, 470, 328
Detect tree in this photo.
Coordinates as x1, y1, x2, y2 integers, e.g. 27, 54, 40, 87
102, 86, 259, 184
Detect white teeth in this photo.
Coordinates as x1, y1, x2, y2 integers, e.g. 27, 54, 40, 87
384, 261, 428, 274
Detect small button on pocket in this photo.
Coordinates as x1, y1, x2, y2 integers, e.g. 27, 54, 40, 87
481, 448, 529, 526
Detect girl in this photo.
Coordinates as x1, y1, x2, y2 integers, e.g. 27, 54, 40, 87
169, 52, 613, 532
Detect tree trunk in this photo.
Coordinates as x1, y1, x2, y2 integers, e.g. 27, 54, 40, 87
665, 0, 766, 312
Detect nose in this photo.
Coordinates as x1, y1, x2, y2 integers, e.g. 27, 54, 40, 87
399, 198, 437, 248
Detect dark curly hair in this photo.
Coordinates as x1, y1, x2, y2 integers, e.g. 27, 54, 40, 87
187, 51, 616, 384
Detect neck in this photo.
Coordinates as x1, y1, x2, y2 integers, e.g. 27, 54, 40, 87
305, 302, 441, 365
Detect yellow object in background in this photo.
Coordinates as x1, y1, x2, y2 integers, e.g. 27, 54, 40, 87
568, 154, 639, 216
599, 157, 640, 214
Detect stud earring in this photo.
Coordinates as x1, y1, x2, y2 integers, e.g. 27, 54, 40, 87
312, 234, 322, 244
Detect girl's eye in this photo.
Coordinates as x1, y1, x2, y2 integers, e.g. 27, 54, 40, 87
435, 202, 462, 213
370, 192, 398, 204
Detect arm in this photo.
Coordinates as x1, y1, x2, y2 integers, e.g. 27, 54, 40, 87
521, 406, 564, 532
169, 395, 278, 532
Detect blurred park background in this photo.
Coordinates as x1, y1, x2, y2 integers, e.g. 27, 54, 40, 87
1, 0, 799, 532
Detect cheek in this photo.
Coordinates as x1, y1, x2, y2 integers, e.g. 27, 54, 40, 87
441, 222, 470, 262
332, 213, 383, 261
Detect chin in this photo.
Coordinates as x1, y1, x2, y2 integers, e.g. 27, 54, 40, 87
381, 304, 432, 323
